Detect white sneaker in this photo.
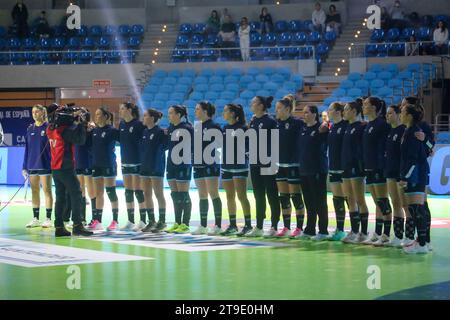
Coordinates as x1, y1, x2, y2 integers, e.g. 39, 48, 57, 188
403, 242, 429, 254
132, 221, 147, 231
65, 221, 73, 229
426, 242, 433, 252
361, 233, 379, 245
245, 227, 264, 237
357, 233, 369, 243
264, 227, 277, 237
41, 218, 52, 228
386, 236, 403, 248
401, 238, 415, 247
311, 233, 329, 241
373, 234, 391, 247
120, 221, 136, 231
208, 226, 222, 236
342, 231, 360, 244
191, 225, 208, 235
26, 218, 41, 228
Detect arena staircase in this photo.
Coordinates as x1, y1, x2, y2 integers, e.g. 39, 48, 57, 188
136, 23, 178, 64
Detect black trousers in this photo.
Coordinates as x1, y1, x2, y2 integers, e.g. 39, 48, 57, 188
300, 174, 329, 235
53, 169, 82, 228
250, 166, 280, 229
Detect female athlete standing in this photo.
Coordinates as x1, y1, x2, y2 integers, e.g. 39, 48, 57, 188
274, 97, 306, 238
341, 101, 369, 244
22, 104, 53, 228
298, 105, 329, 240
165, 105, 194, 234
327, 102, 348, 241
140, 109, 168, 233
384, 105, 409, 247
245, 96, 280, 237
90, 108, 120, 231
361, 97, 392, 246
118, 102, 146, 231
191, 102, 223, 235
220, 104, 252, 236
400, 104, 430, 254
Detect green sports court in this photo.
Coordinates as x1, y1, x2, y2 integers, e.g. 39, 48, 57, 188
1, 186, 449, 300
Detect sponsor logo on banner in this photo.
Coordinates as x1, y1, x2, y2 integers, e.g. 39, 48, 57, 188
0, 238, 152, 267
85, 232, 290, 252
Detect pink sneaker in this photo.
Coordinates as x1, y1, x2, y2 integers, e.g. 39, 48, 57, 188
275, 227, 291, 237
87, 219, 99, 230
107, 220, 119, 232
290, 227, 303, 238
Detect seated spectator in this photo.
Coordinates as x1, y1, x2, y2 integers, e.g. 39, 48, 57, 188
259, 7, 273, 34
380, 6, 391, 30
407, 11, 421, 28
309, 2, 326, 33
325, 4, 341, 35
206, 10, 220, 34
239, 17, 250, 61
406, 35, 419, 56
433, 21, 449, 55
34, 11, 51, 38
218, 15, 236, 57
11, 0, 28, 38
389, 0, 407, 29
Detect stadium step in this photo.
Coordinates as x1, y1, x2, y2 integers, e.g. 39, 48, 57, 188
136, 23, 179, 63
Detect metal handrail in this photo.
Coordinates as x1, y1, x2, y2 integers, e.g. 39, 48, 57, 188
433, 114, 450, 135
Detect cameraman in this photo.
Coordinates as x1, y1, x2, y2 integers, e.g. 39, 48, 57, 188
46, 105, 93, 237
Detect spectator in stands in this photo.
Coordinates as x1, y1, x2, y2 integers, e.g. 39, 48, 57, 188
34, 11, 51, 38
325, 4, 341, 35
60, 11, 76, 37
389, 0, 407, 29
406, 35, 420, 56
206, 10, 220, 34
259, 7, 273, 35
380, 6, 391, 30
220, 8, 232, 26
309, 2, 326, 33
239, 17, 250, 61
433, 21, 449, 55
11, 0, 28, 38
219, 15, 236, 58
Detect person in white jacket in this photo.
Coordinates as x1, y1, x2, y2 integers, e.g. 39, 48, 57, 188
433, 21, 449, 55
239, 17, 250, 61
309, 2, 326, 33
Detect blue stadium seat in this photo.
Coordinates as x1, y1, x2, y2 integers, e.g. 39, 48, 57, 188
97, 36, 110, 49
386, 28, 400, 42
270, 74, 285, 84
0, 26, 7, 38
127, 36, 141, 49
317, 43, 330, 57
23, 37, 36, 50
275, 89, 290, 100
176, 35, 189, 48
112, 37, 126, 49
407, 63, 422, 73
240, 75, 253, 86
51, 37, 66, 50
300, 46, 314, 59
200, 69, 214, 77
355, 80, 370, 96
370, 79, 385, 93
38, 37, 51, 50
249, 32, 262, 47
155, 92, 169, 100
262, 32, 277, 46
209, 76, 223, 84
347, 88, 362, 98
348, 73, 362, 82
170, 92, 185, 102
190, 91, 204, 100
225, 83, 240, 93
194, 76, 208, 85
89, 25, 102, 37
283, 81, 297, 92
204, 91, 219, 100
240, 90, 255, 100
210, 83, 225, 92
131, 24, 145, 37
247, 82, 262, 91
290, 74, 303, 88
193, 23, 206, 34
232, 98, 247, 107
205, 34, 219, 47
323, 96, 338, 105
142, 93, 154, 101
436, 132, 450, 144
220, 91, 237, 100
76, 25, 88, 37
307, 31, 321, 45
376, 87, 394, 99
293, 32, 307, 45
277, 32, 292, 46
179, 24, 192, 35
7, 37, 21, 50
364, 72, 377, 81
163, 77, 177, 86
301, 20, 312, 31
275, 21, 288, 33
194, 83, 208, 92
119, 25, 131, 37
378, 71, 392, 82
214, 99, 228, 109
255, 74, 270, 83
191, 34, 205, 47
369, 64, 383, 73
151, 100, 165, 109
81, 37, 95, 49
255, 89, 270, 97
324, 31, 337, 43
370, 29, 385, 42
332, 88, 346, 98
183, 100, 197, 109
340, 80, 354, 90
167, 70, 181, 78
400, 27, 415, 41
289, 20, 302, 32
250, 21, 261, 31
224, 75, 239, 84
417, 27, 432, 41
104, 25, 117, 37
247, 67, 260, 76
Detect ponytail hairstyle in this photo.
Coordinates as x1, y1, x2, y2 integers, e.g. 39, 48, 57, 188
171, 104, 190, 124
255, 95, 274, 111
330, 102, 344, 115
107, 111, 114, 125
198, 101, 216, 118
278, 98, 294, 113
388, 104, 401, 114
146, 108, 163, 123
283, 94, 296, 110
404, 96, 419, 106
404, 104, 424, 124
306, 105, 320, 122
97, 107, 111, 125
121, 102, 140, 120
32, 104, 48, 122
347, 101, 363, 117
367, 96, 387, 117
225, 103, 246, 126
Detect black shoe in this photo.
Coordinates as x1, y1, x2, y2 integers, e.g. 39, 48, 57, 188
55, 227, 71, 237
142, 221, 156, 233
151, 221, 167, 233
72, 224, 94, 236
237, 225, 252, 237
221, 225, 239, 236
